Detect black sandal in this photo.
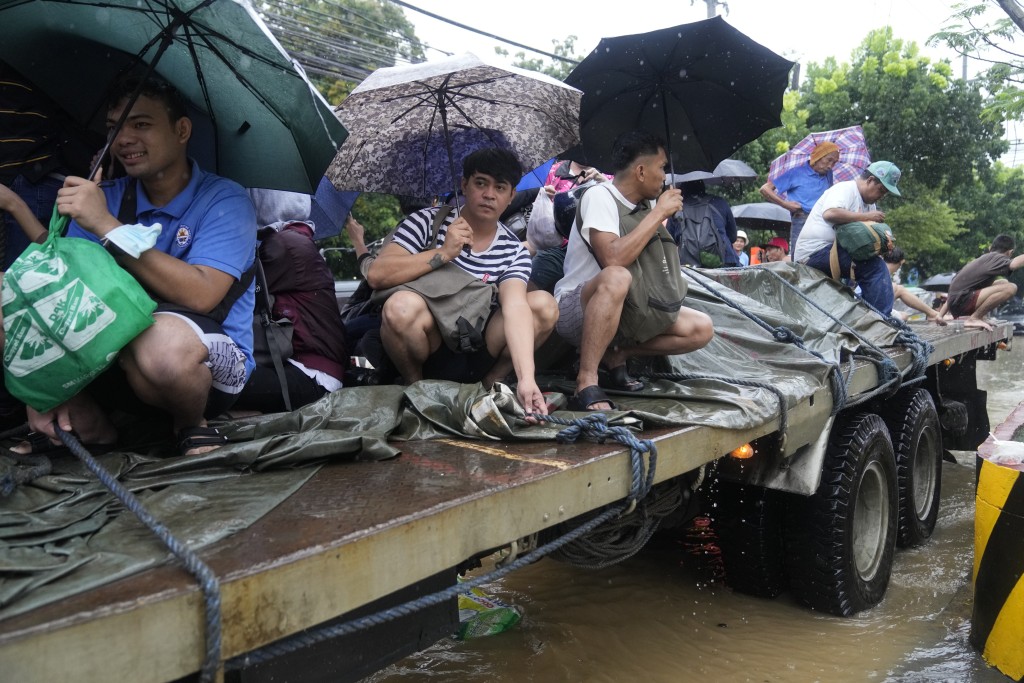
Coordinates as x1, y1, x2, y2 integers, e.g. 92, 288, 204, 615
176, 426, 227, 456
598, 364, 645, 392
567, 385, 617, 411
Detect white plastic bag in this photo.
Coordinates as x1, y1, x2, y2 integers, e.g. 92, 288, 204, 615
526, 191, 561, 251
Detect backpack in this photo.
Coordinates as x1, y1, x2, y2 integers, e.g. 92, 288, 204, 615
676, 197, 728, 268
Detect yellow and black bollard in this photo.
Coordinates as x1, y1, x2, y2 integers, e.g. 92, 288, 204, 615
972, 455, 1024, 681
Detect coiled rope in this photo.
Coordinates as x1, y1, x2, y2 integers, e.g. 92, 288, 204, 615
0, 423, 50, 496
231, 412, 657, 669
55, 427, 223, 683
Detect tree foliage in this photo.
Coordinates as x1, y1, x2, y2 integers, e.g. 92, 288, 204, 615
495, 37, 583, 80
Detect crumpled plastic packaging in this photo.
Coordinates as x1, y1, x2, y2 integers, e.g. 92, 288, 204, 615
106, 222, 162, 258
455, 584, 522, 639
986, 436, 1024, 470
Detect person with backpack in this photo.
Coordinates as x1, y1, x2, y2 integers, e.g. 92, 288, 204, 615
553, 131, 713, 412
234, 188, 348, 413
672, 179, 739, 268
366, 148, 557, 417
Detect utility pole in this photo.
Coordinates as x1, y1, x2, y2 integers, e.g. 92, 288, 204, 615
692, 0, 728, 19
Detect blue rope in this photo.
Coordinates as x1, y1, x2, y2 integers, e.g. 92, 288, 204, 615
55, 428, 223, 683
231, 412, 655, 669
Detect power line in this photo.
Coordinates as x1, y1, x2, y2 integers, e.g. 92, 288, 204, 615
387, 0, 579, 65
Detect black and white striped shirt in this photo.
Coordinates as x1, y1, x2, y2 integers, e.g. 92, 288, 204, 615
391, 207, 531, 285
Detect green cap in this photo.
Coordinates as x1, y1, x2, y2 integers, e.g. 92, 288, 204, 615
866, 161, 902, 197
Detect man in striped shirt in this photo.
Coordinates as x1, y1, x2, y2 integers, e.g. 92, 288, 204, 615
367, 148, 558, 416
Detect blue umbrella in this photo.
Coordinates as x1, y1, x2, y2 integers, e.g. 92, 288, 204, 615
309, 176, 359, 241
517, 158, 556, 191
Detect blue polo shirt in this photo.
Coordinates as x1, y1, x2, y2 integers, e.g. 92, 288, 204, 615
67, 160, 257, 377
773, 164, 834, 213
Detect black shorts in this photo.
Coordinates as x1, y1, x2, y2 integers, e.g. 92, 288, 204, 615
421, 343, 497, 384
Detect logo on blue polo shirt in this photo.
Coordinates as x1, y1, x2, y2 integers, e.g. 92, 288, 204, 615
175, 226, 192, 247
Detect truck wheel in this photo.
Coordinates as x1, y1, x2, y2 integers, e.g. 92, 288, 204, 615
784, 412, 897, 616
709, 480, 787, 598
883, 389, 942, 547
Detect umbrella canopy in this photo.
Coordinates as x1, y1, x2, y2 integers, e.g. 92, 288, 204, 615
0, 0, 346, 193
713, 158, 759, 185
769, 125, 871, 185
327, 53, 582, 199
667, 170, 717, 185
731, 202, 792, 232
562, 16, 794, 174
517, 157, 557, 191
921, 272, 957, 292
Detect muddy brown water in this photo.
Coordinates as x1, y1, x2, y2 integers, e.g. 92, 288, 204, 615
367, 343, 1022, 683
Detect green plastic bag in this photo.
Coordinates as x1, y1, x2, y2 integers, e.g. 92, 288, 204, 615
2, 208, 156, 411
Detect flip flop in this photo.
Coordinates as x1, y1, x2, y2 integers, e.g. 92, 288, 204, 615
176, 425, 228, 457
567, 385, 617, 411
598, 364, 645, 392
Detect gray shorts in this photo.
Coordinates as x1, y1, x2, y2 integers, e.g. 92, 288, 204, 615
556, 283, 587, 347
157, 311, 248, 395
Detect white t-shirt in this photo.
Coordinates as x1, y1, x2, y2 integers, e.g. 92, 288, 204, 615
793, 180, 875, 262
554, 183, 636, 301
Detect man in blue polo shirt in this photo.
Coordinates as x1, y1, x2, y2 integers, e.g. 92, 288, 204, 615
759, 142, 840, 249
25, 76, 256, 457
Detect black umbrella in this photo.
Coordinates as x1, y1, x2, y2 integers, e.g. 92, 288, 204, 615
731, 202, 792, 232
921, 272, 957, 292
562, 16, 794, 174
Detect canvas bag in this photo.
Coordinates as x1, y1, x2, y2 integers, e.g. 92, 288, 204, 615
676, 197, 727, 268
575, 186, 688, 345
2, 209, 156, 411
829, 221, 894, 279
369, 207, 497, 354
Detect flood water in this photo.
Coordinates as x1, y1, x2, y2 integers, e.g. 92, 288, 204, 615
367, 341, 1023, 683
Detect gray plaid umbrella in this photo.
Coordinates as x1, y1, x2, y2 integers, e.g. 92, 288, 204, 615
327, 53, 582, 199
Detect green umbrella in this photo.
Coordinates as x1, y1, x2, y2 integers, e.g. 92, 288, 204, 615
0, 0, 346, 193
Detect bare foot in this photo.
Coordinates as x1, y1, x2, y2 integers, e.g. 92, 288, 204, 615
963, 317, 994, 331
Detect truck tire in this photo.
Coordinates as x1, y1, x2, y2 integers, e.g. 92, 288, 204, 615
883, 389, 942, 547
784, 412, 898, 616
710, 480, 787, 598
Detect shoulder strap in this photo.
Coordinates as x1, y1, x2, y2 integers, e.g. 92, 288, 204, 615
429, 205, 453, 248
253, 256, 292, 412
117, 178, 138, 225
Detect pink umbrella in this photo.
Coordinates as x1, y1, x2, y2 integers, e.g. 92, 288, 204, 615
768, 125, 871, 184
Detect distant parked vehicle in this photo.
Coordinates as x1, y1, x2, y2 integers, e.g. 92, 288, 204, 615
995, 296, 1024, 335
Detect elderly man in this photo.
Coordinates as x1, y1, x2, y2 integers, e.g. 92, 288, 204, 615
553, 130, 713, 411
760, 141, 840, 247
793, 161, 902, 314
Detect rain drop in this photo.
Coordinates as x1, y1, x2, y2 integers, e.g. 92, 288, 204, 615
639, 60, 644, 67
679, 69, 688, 78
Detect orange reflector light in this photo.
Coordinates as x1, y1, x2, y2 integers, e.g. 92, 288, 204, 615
942, 358, 956, 367
730, 443, 754, 459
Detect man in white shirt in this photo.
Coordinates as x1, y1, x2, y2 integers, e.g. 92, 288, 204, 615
553, 131, 713, 411
793, 161, 902, 314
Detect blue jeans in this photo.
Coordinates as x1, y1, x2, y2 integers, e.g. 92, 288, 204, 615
806, 244, 894, 315
790, 212, 807, 251
2, 174, 62, 269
